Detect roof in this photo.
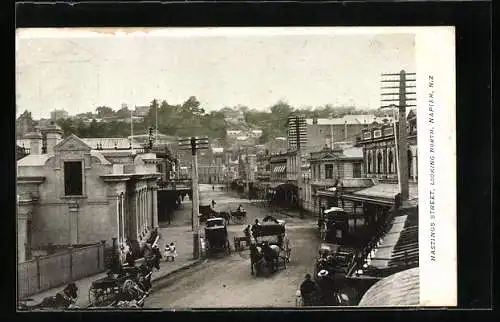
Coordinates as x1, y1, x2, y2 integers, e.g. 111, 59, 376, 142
343, 183, 418, 205
341, 178, 376, 188
90, 150, 112, 165
82, 138, 134, 149
366, 214, 418, 271
358, 267, 419, 307
17, 154, 52, 167
324, 207, 345, 214
306, 115, 379, 126
342, 147, 363, 158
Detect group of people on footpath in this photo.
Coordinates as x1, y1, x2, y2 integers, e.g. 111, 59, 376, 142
300, 270, 338, 306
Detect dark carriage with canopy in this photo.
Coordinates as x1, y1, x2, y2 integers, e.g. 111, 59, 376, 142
318, 207, 349, 243
204, 217, 231, 256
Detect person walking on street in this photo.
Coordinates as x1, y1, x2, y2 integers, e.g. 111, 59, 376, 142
300, 274, 317, 306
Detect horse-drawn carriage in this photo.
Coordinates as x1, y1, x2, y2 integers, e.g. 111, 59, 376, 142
229, 208, 247, 223
249, 220, 291, 277
88, 264, 152, 307
200, 204, 247, 225
204, 217, 231, 256
318, 207, 348, 242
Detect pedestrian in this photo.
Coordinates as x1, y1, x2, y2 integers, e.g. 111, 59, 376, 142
300, 274, 317, 306
164, 242, 177, 262
251, 219, 260, 235
211, 199, 216, 209
212, 185, 215, 191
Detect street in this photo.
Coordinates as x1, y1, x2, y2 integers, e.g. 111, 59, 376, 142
145, 184, 321, 308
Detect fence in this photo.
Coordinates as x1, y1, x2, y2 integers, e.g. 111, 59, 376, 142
18, 241, 106, 299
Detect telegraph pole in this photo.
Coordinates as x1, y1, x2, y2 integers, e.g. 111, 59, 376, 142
245, 147, 250, 199
380, 70, 416, 201
288, 114, 306, 216
179, 136, 209, 259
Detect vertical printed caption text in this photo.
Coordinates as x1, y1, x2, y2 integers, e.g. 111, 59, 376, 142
428, 75, 436, 262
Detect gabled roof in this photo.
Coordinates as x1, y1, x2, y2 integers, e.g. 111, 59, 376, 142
54, 134, 92, 152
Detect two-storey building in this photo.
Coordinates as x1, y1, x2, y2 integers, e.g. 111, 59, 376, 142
357, 109, 417, 183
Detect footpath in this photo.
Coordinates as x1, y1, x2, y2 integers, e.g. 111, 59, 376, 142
24, 201, 201, 309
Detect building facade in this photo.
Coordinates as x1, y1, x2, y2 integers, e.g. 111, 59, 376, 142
304, 145, 364, 213
357, 109, 417, 183
17, 127, 161, 263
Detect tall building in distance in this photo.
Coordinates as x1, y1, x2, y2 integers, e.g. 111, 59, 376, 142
287, 114, 307, 150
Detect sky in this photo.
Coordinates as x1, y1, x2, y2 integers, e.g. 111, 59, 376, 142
16, 27, 415, 119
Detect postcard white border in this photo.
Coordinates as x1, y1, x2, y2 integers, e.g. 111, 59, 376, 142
416, 27, 457, 306
15, 26, 458, 307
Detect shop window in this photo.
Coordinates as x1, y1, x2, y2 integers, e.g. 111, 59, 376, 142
325, 164, 334, 179
64, 161, 83, 196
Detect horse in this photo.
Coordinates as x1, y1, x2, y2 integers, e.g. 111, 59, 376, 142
249, 241, 264, 276
19, 283, 78, 310
261, 242, 284, 272
250, 241, 284, 276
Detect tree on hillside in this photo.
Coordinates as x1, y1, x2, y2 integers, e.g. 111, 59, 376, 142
182, 96, 204, 116
115, 106, 131, 118
95, 106, 115, 118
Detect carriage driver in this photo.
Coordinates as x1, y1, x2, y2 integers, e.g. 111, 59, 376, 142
237, 204, 244, 212
251, 219, 261, 235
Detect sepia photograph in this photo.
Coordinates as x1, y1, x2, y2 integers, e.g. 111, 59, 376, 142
15, 27, 456, 310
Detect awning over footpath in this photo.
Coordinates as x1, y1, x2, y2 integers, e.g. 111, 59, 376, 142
367, 213, 418, 272
341, 183, 418, 206
272, 165, 286, 173
358, 267, 419, 307
316, 178, 376, 197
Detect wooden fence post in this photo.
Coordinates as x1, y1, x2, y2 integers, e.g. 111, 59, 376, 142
35, 255, 41, 291
68, 246, 74, 282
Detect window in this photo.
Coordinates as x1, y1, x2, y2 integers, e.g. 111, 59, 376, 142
374, 130, 382, 138
353, 163, 362, 178
64, 161, 83, 196
325, 164, 334, 179
388, 151, 394, 173
367, 153, 372, 174
408, 150, 413, 179
377, 152, 383, 173
363, 132, 372, 140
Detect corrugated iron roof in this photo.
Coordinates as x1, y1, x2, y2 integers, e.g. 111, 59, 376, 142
358, 267, 419, 307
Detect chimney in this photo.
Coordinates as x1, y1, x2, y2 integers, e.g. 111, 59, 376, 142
44, 121, 63, 154
24, 128, 43, 155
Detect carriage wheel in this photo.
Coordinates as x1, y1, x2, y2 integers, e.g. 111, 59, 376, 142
88, 287, 103, 306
